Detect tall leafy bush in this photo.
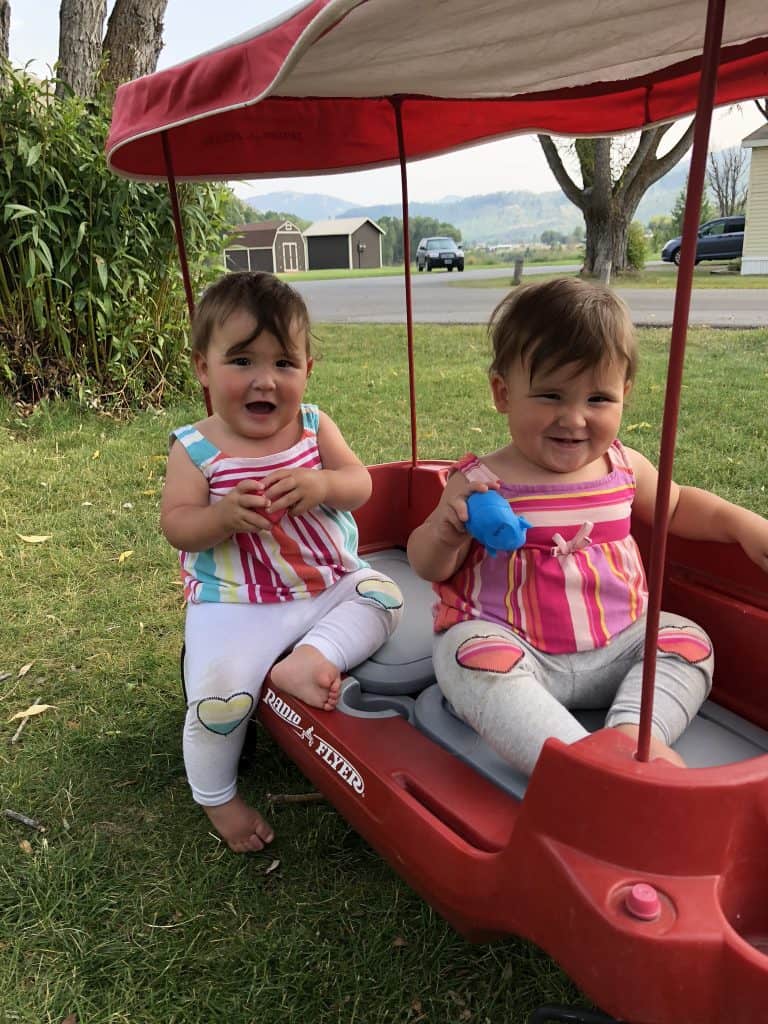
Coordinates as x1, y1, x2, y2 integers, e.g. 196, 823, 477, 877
0, 67, 231, 406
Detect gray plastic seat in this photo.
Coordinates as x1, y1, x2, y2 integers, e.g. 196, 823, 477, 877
352, 549, 436, 695
414, 686, 768, 800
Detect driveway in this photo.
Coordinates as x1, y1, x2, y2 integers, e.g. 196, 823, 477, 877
294, 267, 768, 327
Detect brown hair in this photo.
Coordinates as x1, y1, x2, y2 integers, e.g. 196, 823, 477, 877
191, 271, 311, 357
488, 277, 637, 384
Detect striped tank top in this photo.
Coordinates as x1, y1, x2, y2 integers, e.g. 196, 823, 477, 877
172, 404, 366, 604
433, 440, 649, 653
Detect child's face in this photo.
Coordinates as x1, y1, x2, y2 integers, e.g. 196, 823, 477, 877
491, 355, 630, 476
194, 308, 312, 444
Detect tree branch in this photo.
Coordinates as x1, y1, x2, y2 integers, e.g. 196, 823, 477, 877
537, 135, 584, 210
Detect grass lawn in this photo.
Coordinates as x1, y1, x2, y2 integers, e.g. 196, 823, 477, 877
453, 266, 768, 290
2, 324, 767, 1023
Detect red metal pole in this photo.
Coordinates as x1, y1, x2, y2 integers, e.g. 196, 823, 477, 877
161, 131, 212, 415
161, 131, 196, 321
635, 0, 726, 762
391, 97, 419, 467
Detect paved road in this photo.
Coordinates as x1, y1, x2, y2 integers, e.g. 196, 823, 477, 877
294, 266, 768, 327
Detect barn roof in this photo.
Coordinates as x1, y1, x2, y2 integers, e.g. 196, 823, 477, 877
304, 217, 384, 237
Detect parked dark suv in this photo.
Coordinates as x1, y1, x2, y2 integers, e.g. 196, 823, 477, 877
415, 236, 464, 272
661, 215, 745, 265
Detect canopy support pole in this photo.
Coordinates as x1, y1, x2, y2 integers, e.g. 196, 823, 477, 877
635, 0, 726, 763
391, 97, 418, 467
161, 130, 212, 415
161, 131, 196, 321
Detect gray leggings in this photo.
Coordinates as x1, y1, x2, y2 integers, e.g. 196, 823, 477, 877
433, 613, 714, 775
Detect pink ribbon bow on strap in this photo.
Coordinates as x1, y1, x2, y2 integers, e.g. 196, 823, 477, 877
551, 521, 594, 557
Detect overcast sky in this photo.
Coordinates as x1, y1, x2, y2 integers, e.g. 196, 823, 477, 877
10, 0, 765, 206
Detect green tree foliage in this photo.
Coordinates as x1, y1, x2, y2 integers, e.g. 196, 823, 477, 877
670, 184, 715, 236
241, 206, 311, 231
377, 214, 461, 265
625, 221, 647, 270
0, 68, 232, 405
648, 214, 676, 251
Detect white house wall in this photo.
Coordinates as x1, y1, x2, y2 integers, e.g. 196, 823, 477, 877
742, 147, 768, 275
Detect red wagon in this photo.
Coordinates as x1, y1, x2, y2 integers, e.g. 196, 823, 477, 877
107, 3, 768, 1021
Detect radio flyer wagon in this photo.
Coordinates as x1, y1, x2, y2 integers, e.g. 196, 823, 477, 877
107, 3, 768, 1021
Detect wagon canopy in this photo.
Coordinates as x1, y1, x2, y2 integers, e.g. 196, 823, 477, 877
106, 0, 768, 182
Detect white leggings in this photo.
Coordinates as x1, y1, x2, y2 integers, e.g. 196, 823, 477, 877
182, 568, 402, 806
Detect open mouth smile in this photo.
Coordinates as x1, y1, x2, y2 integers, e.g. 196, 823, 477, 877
246, 400, 276, 415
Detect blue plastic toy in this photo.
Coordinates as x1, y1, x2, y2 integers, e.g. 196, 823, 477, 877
465, 490, 532, 556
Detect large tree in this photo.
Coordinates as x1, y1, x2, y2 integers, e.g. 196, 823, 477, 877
3, 0, 168, 98
706, 146, 749, 216
101, 0, 167, 90
0, 0, 9, 61
538, 125, 696, 276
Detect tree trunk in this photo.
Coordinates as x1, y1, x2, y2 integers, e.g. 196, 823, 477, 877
538, 122, 696, 276
56, 0, 106, 99
101, 0, 168, 90
0, 0, 10, 62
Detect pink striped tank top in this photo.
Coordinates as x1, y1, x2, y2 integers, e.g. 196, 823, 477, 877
433, 440, 649, 653
172, 404, 365, 604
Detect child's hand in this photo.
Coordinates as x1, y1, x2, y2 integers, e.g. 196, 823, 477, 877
217, 479, 273, 533
262, 468, 328, 517
430, 478, 498, 548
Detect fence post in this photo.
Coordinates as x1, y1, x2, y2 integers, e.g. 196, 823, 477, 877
513, 257, 524, 285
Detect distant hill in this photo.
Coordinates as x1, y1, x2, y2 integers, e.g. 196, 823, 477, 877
245, 164, 689, 245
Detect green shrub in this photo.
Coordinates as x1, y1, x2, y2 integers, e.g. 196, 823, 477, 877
0, 66, 233, 407
626, 221, 647, 271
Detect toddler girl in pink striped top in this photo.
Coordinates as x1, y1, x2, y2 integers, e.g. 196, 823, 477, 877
161, 272, 401, 852
408, 277, 768, 776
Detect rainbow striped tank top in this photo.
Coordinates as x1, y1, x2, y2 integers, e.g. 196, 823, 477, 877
433, 440, 649, 653
172, 404, 366, 604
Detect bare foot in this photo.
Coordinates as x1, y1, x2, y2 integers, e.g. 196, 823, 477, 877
270, 644, 341, 711
204, 795, 274, 853
614, 724, 687, 768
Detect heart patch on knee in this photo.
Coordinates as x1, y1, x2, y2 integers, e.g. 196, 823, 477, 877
657, 627, 712, 665
456, 635, 524, 673
196, 692, 254, 735
356, 577, 403, 611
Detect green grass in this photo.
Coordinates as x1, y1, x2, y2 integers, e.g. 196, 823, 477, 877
453, 266, 768, 289
2, 324, 767, 1023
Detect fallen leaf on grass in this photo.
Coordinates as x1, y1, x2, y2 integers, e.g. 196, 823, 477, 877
91, 449, 100, 460
8, 703, 56, 722
392, 935, 407, 948
264, 859, 280, 875
18, 662, 34, 677
19, 840, 33, 855
118, 550, 134, 564
17, 534, 52, 544
62, 1014, 77, 1024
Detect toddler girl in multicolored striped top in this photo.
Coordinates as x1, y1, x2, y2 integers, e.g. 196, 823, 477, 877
408, 277, 768, 777
161, 272, 402, 852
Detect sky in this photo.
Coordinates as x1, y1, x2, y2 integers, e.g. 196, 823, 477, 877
9, 0, 766, 207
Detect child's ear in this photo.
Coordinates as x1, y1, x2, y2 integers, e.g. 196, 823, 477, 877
490, 373, 509, 413
192, 351, 209, 387
306, 356, 314, 377
623, 379, 633, 399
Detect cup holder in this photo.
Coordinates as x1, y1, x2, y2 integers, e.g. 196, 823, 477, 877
720, 863, 768, 955
338, 676, 415, 723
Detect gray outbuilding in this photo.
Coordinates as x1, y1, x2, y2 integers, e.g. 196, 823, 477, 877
224, 219, 307, 273
304, 217, 384, 270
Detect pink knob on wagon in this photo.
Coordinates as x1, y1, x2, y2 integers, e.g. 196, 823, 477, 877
625, 883, 661, 921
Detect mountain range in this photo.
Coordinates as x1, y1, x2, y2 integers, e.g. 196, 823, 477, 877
246, 164, 689, 245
